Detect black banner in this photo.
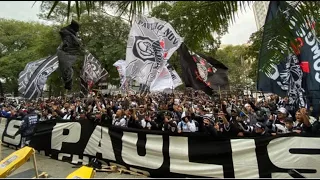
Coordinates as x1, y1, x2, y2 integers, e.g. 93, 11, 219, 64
257, 1, 320, 116
2, 119, 320, 178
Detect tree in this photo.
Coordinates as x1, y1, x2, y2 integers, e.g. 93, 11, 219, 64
42, 1, 320, 71
150, 2, 228, 54
214, 45, 252, 91
0, 18, 60, 96
246, 28, 263, 84
79, 13, 130, 86
37, 2, 131, 96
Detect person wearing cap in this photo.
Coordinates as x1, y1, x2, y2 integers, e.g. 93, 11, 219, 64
266, 107, 288, 133
253, 122, 270, 136
200, 115, 220, 136
284, 118, 294, 133
15, 107, 39, 148
177, 111, 197, 133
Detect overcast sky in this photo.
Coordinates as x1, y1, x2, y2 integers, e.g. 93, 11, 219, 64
0, 1, 257, 45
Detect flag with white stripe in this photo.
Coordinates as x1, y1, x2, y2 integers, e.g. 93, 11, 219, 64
18, 58, 46, 95
80, 77, 89, 98
24, 54, 59, 99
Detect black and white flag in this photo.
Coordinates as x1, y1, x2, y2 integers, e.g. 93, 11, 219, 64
125, 15, 183, 93
81, 53, 108, 84
113, 60, 126, 87
23, 54, 59, 99
150, 63, 182, 92
80, 53, 108, 97
80, 77, 89, 98
257, 1, 309, 110
18, 58, 46, 95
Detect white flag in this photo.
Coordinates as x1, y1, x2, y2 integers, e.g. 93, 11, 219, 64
113, 60, 127, 86
150, 63, 182, 92
125, 15, 183, 92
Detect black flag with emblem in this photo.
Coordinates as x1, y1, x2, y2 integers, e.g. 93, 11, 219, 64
194, 53, 229, 91
177, 43, 229, 95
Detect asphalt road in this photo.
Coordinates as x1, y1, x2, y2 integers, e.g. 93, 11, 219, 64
0, 118, 144, 178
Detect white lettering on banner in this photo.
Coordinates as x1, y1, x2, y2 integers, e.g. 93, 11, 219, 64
305, 32, 316, 47
3, 120, 22, 146
51, 122, 81, 151
169, 136, 224, 178
314, 59, 320, 71
231, 139, 259, 178
83, 126, 116, 161
121, 132, 163, 169
287, 10, 320, 84
311, 43, 320, 60
72, 155, 89, 165
267, 137, 320, 178
316, 73, 320, 82
58, 153, 71, 160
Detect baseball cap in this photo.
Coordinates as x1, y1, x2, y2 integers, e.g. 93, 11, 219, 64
277, 107, 287, 114
254, 122, 266, 129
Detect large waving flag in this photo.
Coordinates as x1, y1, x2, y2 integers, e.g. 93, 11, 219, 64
125, 15, 183, 94
113, 60, 126, 87
23, 54, 59, 99
80, 53, 108, 97
257, 1, 319, 113
18, 58, 46, 95
177, 43, 229, 95
150, 62, 183, 92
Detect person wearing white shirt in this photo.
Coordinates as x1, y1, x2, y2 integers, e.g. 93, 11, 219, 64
177, 111, 197, 133
112, 110, 127, 127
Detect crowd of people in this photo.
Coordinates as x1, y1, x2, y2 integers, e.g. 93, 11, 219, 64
1, 89, 320, 144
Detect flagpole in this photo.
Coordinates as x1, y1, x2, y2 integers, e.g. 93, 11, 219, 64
219, 86, 222, 110
65, 89, 68, 102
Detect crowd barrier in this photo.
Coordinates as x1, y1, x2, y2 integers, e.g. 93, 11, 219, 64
1, 118, 320, 178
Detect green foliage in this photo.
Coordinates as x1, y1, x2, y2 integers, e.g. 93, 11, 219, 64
150, 2, 232, 54
214, 45, 253, 90
0, 18, 60, 95
246, 28, 263, 83
259, 1, 320, 73
79, 13, 130, 86
38, 3, 130, 95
